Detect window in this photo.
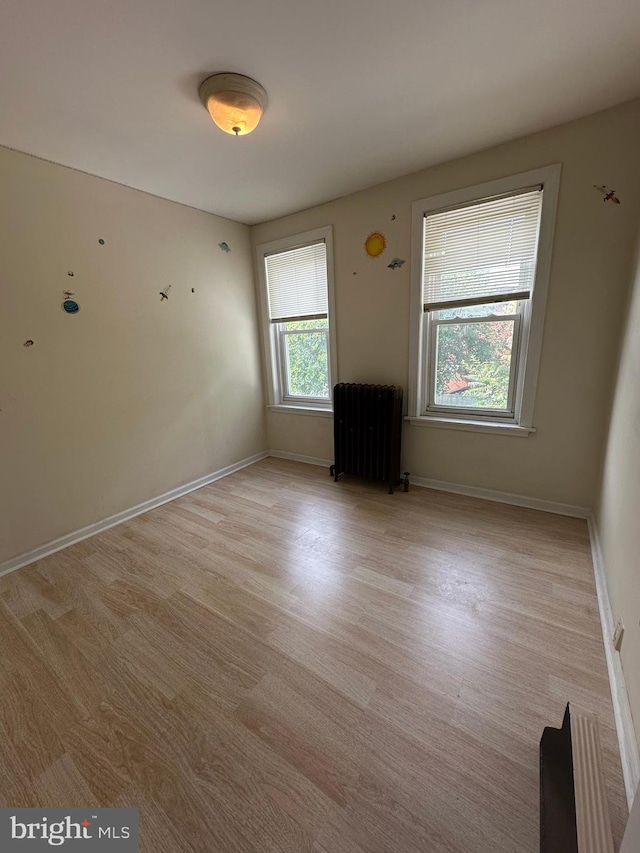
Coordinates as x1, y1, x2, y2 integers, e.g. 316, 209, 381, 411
409, 166, 561, 434
257, 226, 337, 412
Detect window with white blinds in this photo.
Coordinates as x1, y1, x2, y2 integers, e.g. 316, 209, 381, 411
266, 241, 328, 323
422, 188, 543, 311
257, 225, 336, 411
409, 165, 561, 430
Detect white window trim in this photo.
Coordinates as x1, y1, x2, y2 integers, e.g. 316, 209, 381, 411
425, 309, 523, 418
269, 405, 334, 418
407, 164, 561, 433
256, 225, 337, 413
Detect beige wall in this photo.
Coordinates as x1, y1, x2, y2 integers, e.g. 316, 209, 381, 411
596, 227, 640, 747
621, 784, 640, 852
0, 147, 266, 565
252, 98, 640, 508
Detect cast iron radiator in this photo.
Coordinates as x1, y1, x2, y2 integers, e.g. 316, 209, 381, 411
330, 382, 408, 494
540, 704, 614, 853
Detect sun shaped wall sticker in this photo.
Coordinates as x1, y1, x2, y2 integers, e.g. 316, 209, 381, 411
364, 231, 387, 258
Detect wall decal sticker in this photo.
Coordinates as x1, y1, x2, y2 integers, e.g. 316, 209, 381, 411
98, 238, 105, 245
593, 185, 621, 204
218, 242, 231, 253
63, 290, 75, 299
67, 271, 74, 277
159, 285, 171, 301
23, 339, 34, 347
364, 231, 386, 258
387, 257, 406, 270
390, 214, 396, 221
62, 299, 80, 314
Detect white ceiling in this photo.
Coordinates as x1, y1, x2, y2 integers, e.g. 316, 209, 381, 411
2, 0, 640, 225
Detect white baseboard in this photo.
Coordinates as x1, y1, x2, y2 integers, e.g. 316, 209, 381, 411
588, 515, 640, 809
268, 457, 590, 517
0, 451, 269, 579
269, 450, 333, 468
409, 475, 591, 518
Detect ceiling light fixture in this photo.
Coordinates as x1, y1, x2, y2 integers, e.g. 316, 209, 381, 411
199, 73, 268, 137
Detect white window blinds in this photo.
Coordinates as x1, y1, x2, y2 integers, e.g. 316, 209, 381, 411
422, 188, 543, 311
266, 241, 328, 323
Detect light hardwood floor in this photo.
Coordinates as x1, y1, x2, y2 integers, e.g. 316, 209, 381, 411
0, 458, 627, 851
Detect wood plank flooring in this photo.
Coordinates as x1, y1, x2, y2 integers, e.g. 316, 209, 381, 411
0, 458, 627, 851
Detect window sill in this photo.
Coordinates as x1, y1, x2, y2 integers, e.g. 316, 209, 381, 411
269, 404, 333, 418
405, 415, 535, 437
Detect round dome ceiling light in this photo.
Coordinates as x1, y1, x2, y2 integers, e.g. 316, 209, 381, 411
199, 73, 268, 137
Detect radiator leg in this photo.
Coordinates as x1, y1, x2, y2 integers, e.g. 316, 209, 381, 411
329, 465, 335, 477
403, 472, 410, 493
388, 483, 394, 495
